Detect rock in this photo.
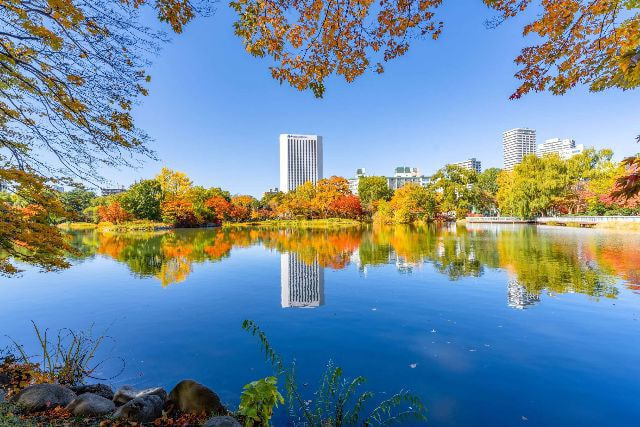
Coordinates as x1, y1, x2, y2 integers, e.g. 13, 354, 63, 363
113, 385, 166, 406
70, 384, 114, 400
12, 384, 76, 412
113, 394, 164, 423
166, 380, 225, 415
203, 416, 242, 427
66, 392, 115, 417
0, 388, 6, 404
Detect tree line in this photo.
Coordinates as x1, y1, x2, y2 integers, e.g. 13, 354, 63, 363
13, 146, 634, 231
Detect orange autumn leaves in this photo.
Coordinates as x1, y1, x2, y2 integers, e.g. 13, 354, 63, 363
230, 0, 444, 96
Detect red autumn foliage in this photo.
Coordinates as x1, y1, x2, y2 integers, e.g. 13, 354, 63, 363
329, 194, 363, 219
97, 202, 130, 224
204, 196, 231, 222
161, 199, 198, 227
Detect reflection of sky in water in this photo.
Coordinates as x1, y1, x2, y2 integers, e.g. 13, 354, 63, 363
1, 225, 640, 426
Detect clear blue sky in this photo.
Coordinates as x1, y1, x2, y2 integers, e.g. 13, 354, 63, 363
103, 2, 640, 197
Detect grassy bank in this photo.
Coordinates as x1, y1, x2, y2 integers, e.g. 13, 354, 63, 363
58, 220, 171, 232
222, 218, 364, 230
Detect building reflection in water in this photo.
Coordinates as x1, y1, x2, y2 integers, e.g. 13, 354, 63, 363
280, 252, 325, 308
507, 280, 540, 309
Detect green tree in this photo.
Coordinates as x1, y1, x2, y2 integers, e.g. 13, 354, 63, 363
429, 164, 478, 219
59, 188, 96, 220
497, 154, 569, 218
474, 167, 501, 215
358, 176, 393, 206
120, 180, 163, 221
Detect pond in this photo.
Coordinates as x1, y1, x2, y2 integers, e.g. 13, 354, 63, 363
1, 224, 639, 426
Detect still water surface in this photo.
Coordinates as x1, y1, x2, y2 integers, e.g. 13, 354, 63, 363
1, 224, 640, 426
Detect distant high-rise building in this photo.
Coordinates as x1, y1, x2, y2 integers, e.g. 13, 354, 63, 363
281, 252, 324, 308
503, 128, 536, 170
454, 158, 482, 174
279, 134, 323, 192
537, 138, 584, 160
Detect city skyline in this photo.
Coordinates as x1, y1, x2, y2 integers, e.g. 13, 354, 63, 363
94, 3, 638, 196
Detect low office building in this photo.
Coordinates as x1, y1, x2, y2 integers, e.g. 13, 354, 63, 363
537, 138, 584, 160
387, 166, 430, 190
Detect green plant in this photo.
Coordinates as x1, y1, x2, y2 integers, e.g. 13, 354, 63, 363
242, 320, 427, 426
238, 376, 284, 426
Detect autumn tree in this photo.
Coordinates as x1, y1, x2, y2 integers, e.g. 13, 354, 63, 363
0, 169, 71, 275
161, 199, 198, 227
156, 168, 193, 201
376, 184, 439, 224
204, 196, 232, 222
314, 176, 351, 218
329, 194, 363, 219
97, 201, 130, 224
229, 195, 256, 221
0, 0, 204, 274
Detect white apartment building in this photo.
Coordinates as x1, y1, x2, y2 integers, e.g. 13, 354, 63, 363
537, 138, 584, 160
387, 166, 430, 190
454, 158, 482, 174
281, 253, 324, 308
279, 134, 323, 192
503, 128, 536, 170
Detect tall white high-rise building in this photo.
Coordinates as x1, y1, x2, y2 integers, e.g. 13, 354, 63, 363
281, 253, 324, 308
454, 158, 482, 174
503, 128, 536, 170
537, 137, 584, 160
279, 134, 323, 192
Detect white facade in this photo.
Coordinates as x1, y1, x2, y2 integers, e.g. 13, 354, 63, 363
387, 166, 430, 190
279, 134, 323, 192
537, 138, 584, 160
281, 253, 324, 308
348, 168, 366, 194
503, 128, 536, 170
454, 158, 482, 174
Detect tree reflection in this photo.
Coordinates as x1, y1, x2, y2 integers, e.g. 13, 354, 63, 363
66, 225, 639, 302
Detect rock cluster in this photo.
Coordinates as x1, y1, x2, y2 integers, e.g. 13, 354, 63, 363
8, 379, 240, 426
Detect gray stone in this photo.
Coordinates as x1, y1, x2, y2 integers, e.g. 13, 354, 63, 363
203, 416, 242, 427
113, 385, 166, 406
0, 388, 6, 404
70, 383, 114, 400
12, 384, 76, 412
113, 394, 163, 423
66, 392, 115, 417
166, 379, 225, 415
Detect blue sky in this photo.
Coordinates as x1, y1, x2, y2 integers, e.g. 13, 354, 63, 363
105, 2, 640, 196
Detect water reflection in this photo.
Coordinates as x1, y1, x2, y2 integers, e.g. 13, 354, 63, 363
66, 225, 640, 305
280, 253, 324, 308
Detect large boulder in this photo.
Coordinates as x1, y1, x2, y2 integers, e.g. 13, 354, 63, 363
70, 384, 114, 400
166, 380, 225, 415
0, 388, 6, 404
12, 384, 76, 412
113, 394, 164, 423
203, 416, 242, 427
113, 385, 167, 406
66, 392, 115, 417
